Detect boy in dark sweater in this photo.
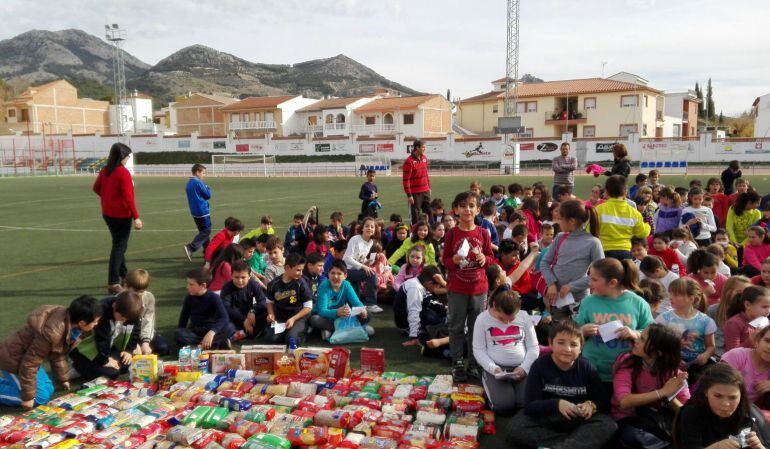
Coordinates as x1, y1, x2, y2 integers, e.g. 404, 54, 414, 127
70, 291, 144, 381
359, 169, 379, 218
220, 261, 268, 341
265, 254, 313, 344
284, 213, 308, 256
322, 239, 348, 281
507, 321, 616, 449
175, 268, 235, 350
303, 252, 326, 303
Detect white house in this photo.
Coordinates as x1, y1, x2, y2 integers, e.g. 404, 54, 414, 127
297, 96, 377, 137
108, 90, 155, 134
753, 94, 770, 138
664, 89, 700, 138
351, 94, 453, 138
221, 95, 318, 137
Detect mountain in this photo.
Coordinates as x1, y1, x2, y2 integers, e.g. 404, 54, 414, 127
131, 45, 421, 103
0, 29, 150, 86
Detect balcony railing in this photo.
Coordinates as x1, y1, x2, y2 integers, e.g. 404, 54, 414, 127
350, 123, 397, 134
304, 124, 323, 133
544, 109, 587, 124
324, 123, 348, 132
229, 121, 277, 131
656, 110, 664, 121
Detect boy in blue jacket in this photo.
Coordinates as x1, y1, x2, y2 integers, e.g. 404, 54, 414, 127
184, 164, 212, 261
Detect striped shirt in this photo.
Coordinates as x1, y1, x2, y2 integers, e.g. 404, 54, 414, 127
551, 155, 577, 186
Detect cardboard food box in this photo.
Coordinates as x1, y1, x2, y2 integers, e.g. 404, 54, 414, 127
130, 354, 158, 383
209, 353, 246, 374
359, 348, 385, 373
241, 345, 286, 374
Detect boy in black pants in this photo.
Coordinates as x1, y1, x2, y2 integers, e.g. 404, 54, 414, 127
175, 268, 235, 350
265, 254, 313, 344
221, 260, 268, 341
70, 291, 144, 381
359, 169, 379, 218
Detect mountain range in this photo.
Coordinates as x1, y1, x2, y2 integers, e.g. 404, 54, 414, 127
0, 29, 421, 104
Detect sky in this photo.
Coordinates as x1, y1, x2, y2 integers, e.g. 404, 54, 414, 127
0, 0, 767, 115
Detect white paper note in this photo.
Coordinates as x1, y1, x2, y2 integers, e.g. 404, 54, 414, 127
350, 306, 367, 317
749, 316, 770, 329
457, 239, 470, 258
554, 292, 576, 308
530, 315, 542, 326
272, 322, 286, 334
598, 320, 624, 342
668, 380, 688, 401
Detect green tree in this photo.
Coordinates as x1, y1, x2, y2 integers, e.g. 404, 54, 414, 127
695, 82, 704, 119
706, 78, 715, 121
446, 88, 451, 101
719, 111, 724, 124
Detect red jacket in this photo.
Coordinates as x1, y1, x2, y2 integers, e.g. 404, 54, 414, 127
205, 229, 235, 262
711, 193, 729, 227
648, 247, 686, 276
402, 153, 430, 195
93, 165, 139, 219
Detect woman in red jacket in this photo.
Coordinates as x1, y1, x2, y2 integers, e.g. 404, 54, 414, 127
93, 143, 142, 293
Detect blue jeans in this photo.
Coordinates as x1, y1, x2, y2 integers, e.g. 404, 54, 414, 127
605, 250, 633, 261
0, 368, 54, 406
346, 268, 378, 306
188, 215, 211, 253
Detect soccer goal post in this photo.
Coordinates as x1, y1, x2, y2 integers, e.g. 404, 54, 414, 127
354, 154, 391, 176
211, 154, 276, 177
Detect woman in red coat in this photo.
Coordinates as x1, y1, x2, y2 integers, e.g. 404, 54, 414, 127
93, 143, 142, 293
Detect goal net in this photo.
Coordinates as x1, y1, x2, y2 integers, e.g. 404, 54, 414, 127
211, 154, 276, 177
354, 154, 391, 176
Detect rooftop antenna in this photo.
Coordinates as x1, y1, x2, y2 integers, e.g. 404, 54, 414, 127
601, 61, 608, 78
105, 23, 128, 134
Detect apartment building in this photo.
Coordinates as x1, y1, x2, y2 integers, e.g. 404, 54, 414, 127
351, 94, 453, 138
172, 93, 238, 136
221, 95, 317, 138
297, 96, 376, 137
2, 79, 109, 134
457, 74, 665, 138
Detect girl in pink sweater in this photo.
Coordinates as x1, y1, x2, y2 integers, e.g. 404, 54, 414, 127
743, 226, 770, 274
723, 285, 770, 352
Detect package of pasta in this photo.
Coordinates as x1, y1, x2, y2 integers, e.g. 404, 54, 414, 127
449, 393, 485, 405
286, 426, 329, 446
358, 436, 398, 449
480, 410, 495, 435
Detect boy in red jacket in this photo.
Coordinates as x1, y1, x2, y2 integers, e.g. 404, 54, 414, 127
648, 232, 686, 276
441, 191, 495, 382
204, 217, 244, 269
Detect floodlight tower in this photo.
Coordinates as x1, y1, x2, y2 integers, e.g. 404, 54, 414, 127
105, 24, 128, 134
499, 0, 521, 174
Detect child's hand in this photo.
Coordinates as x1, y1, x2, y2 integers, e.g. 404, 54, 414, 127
661, 372, 688, 398
105, 357, 120, 370
581, 324, 599, 337
140, 342, 152, 355
61, 381, 71, 391
703, 283, 716, 297
243, 318, 254, 335
512, 367, 527, 381
616, 326, 640, 341
746, 431, 764, 449
558, 400, 580, 420
694, 353, 710, 366
201, 331, 215, 350
286, 318, 296, 329
360, 308, 368, 320
559, 284, 571, 299
337, 306, 351, 318
20, 399, 34, 409
452, 254, 464, 265
120, 351, 132, 365
134, 218, 143, 230
577, 401, 595, 420
474, 249, 486, 266
266, 314, 276, 324
755, 380, 770, 395
402, 338, 420, 347
545, 285, 558, 305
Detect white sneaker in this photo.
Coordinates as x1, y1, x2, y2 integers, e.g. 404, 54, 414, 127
367, 305, 384, 314
183, 245, 192, 262
365, 325, 375, 336
322, 330, 332, 341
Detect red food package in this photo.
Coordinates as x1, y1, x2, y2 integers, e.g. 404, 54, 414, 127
291, 409, 317, 421
327, 347, 351, 378
398, 437, 441, 449
372, 424, 406, 440
351, 397, 381, 410
453, 401, 483, 413
274, 373, 314, 384
378, 384, 397, 397
286, 426, 329, 446
409, 386, 427, 401
480, 410, 495, 435
359, 348, 385, 373
220, 433, 246, 449
249, 394, 273, 405
438, 438, 479, 449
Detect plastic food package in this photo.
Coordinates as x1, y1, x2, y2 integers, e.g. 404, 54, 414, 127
359, 348, 385, 373
286, 426, 329, 446
179, 346, 202, 372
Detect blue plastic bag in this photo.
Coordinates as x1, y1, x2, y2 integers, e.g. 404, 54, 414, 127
329, 316, 369, 344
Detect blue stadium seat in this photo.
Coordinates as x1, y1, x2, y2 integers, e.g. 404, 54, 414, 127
641, 162, 649, 168
672, 161, 680, 168
680, 161, 687, 167
655, 162, 663, 168
664, 161, 672, 168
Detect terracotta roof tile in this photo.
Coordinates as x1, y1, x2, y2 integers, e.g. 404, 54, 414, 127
459, 78, 661, 104
297, 96, 369, 112
354, 94, 443, 113
221, 95, 298, 111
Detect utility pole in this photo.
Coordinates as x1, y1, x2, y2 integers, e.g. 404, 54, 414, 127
105, 24, 128, 134
500, 0, 521, 175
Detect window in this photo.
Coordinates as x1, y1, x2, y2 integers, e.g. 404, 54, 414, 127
643, 124, 648, 136
522, 127, 534, 137
644, 95, 649, 107
619, 124, 638, 136
403, 113, 415, 125
325, 114, 334, 124
254, 112, 261, 121
673, 124, 681, 137
336, 113, 345, 123
365, 116, 376, 125
492, 104, 498, 113
621, 95, 638, 108
583, 125, 596, 137
230, 113, 240, 123
7, 109, 15, 118
383, 113, 394, 125
20, 109, 29, 122
242, 113, 250, 122
516, 101, 537, 113
265, 112, 275, 122
584, 98, 596, 109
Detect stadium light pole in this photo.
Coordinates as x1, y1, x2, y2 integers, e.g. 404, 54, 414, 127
502, 0, 521, 174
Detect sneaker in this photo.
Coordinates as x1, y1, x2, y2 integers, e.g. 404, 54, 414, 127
321, 330, 332, 341
452, 361, 468, 383
364, 325, 375, 337
467, 361, 482, 379
183, 245, 192, 262
231, 330, 247, 342
367, 305, 384, 314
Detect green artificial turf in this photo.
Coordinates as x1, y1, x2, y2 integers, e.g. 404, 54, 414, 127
0, 171, 760, 447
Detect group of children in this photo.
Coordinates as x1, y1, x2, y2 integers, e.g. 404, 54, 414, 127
6, 160, 770, 448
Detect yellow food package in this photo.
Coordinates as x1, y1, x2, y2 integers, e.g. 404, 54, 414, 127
130, 354, 158, 383
50, 440, 80, 449
176, 371, 202, 382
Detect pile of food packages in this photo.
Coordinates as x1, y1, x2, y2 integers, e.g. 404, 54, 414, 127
0, 344, 496, 449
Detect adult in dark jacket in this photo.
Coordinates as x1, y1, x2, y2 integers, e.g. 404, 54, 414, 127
604, 143, 632, 180
184, 163, 212, 261
93, 143, 142, 293
0, 296, 102, 408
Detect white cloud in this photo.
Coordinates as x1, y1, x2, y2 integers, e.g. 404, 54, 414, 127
0, 0, 766, 114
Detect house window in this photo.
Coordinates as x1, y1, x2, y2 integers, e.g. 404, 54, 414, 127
383, 113, 394, 125
242, 113, 250, 122
673, 124, 681, 137
336, 113, 345, 123
619, 124, 638, 136
365, 116, 376, 125
265, 112, 274, 122
583, 125, 596, 137
20, 109, 29, 122
621, 95, 638, 108
492, 104, 498, 113
325, 114, 334, 124
643, 124, 648, 136
584, 98, 596, 109
644, 95, 649, 107
516, 101, 537, 113
230, 113, 240, 123
403, 113, 415, 125
522, 127, 534, 137
7, 109, 15, 118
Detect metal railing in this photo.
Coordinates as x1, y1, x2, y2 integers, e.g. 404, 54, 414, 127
229, 120, 277, 131
350, 123, 397, 134
324, 123, 347, 132
304, 124, 323, 133
545, 109, 587, 122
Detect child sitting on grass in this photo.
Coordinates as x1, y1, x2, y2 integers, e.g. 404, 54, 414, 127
70, 290, 144, 381
220, 260, 268, 341
124, 268, 168, 356
265, 253, 313, 344
204, 217, 244, 269
393, 246, 426, 291
175, 268, 235, 350
0, 295, 102, 408
264, 236, 286, 283
311, 260, 373, 341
